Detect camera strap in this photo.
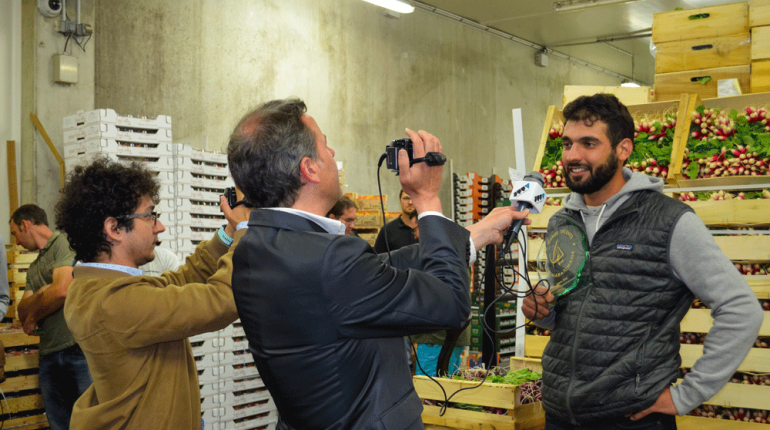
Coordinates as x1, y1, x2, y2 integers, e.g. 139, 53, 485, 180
412, 152, 447, 167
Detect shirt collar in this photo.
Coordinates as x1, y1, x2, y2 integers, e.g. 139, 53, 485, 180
266, 207, 346, 235
76, 262, 144, 276
41, 231, 62, 252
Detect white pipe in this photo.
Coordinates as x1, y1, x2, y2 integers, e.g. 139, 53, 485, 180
61, 0, 66, 24
77, 0, 81, 24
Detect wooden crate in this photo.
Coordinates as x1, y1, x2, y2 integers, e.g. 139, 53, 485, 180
668, 92, 770, 186
355, 212, 384, 229
652, 2, 749, 44
752, 0, 770, 27
654, 65, 751, 102
751, 59, 770, 92
562, 86, 652, 109
655, 33, 751, 74
414, 376, 545, 430
681, 307, 770, 334
356, 195, 388, 212
752, 25, 770, 60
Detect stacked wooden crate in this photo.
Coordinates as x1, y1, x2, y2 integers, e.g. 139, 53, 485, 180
652, 2, 751, 101
3, 246, 47, 429
751, 0, 770, 92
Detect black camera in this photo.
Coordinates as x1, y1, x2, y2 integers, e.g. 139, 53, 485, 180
385, 138, 414, 172
224, 187, 252, 209
385, 137, 447, 174
225, 187, 238, 209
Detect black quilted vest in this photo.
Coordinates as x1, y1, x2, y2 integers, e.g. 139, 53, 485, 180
542, 190, 694, 424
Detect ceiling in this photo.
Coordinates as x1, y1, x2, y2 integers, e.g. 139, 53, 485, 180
412, 0, 737, 86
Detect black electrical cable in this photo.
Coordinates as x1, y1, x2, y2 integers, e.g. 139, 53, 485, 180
376, 153, 393, 267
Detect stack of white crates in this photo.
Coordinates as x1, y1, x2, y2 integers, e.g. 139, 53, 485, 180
64, 109, 278, 429
193, 321, 278, 430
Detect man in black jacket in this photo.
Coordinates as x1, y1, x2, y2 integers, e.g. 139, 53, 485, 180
227, 98, 529, 429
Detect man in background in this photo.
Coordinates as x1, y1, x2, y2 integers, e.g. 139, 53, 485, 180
374, 189, 418, 253
139, 244, 182, 276
325, 195, 358, 236
10, 204, 91, 430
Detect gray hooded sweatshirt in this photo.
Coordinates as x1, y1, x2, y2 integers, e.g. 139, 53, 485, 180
534, 167, 763, 416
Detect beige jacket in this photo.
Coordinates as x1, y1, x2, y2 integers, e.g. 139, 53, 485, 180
63, 231, 244, 429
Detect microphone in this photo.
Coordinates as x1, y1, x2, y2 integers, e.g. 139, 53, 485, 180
502, 171, 546, 251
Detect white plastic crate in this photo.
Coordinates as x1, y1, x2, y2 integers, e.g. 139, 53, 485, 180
205, 412, 278, 430
157, 199, 192, 215
195, 352, 236, 369
191, 186, 226, 203
200, 376, 265, 398
64, 123, 173, 145
191, 159, 230, 177
74, 139, 175, 158
191, 227, 218, 242
190, 147, 229, 164
190, 214, 226, 230
201, 387, 272, 410
190, 200, 225, 216
191, 174, 233, 191
198, 366, 235, 384
231, 350, 254, 366
157, 183, 193, 200
202, 399, 277, 424
63, 109, 172, 131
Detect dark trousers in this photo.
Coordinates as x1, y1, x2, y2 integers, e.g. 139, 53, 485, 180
546, 413, 677, 430
38, 344, 93, 430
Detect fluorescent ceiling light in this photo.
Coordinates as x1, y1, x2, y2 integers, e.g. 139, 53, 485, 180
553, 0, 643, 12
621, 82, 641, 87
362, 0, 415, 14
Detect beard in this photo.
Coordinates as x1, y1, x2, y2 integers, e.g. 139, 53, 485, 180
404, 209, 417, 219
564, 150, 620, 195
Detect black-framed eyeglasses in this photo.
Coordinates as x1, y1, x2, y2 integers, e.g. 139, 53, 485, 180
117, 211, 160, 225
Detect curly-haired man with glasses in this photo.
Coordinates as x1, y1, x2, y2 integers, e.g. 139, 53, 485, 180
56, 156, 251, 430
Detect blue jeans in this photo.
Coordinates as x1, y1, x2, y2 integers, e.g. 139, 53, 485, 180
415, 344, 464, 377
38, 344, 93, 430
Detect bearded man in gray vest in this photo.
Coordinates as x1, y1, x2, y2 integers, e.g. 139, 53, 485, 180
522, 93, 763, 430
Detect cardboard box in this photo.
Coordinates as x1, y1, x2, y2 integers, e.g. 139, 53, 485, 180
356, 195, 387, 212
652, 2, 749, 44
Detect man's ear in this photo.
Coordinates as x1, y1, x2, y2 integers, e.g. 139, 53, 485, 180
103, 217, 124, 243
20, 219, 33, 232
328, 213, 338, 220
299, 156, 321, 185
616, 138, 634, 163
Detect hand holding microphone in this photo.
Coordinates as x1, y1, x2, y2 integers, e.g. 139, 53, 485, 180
502, 172, 546, 251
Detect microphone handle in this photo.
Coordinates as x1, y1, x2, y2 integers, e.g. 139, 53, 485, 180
503, 201, 532, 251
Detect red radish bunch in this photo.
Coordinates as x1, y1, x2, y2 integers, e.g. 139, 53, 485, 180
684, 145, 770, 179
680, 332, 706, 344
735, 263, 770, 275
548, 123, 564, 139
635, 116, 676, 142
731, 373, 770, 386
757, 337, 770, 348
626, 158, 669, 179
539, 160, 566, 188
679, 192, 697, 202
746, 106, 770, 127
544, 197, 562, 206
690, 109, 737, 141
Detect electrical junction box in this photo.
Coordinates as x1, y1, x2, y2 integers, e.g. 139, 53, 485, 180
53, 54, 78, 84
535, 51, 549, 67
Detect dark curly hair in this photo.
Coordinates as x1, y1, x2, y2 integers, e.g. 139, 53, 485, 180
227, 98, 318, 208
55, 156, 160, 262
562, 93, 635, 150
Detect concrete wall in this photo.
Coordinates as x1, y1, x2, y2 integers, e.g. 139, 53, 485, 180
82, 0, 620, 212
1, 0, 22, 240
21, 0, 95, 222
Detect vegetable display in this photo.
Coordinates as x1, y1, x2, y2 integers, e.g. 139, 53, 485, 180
540, 104, 770, 187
